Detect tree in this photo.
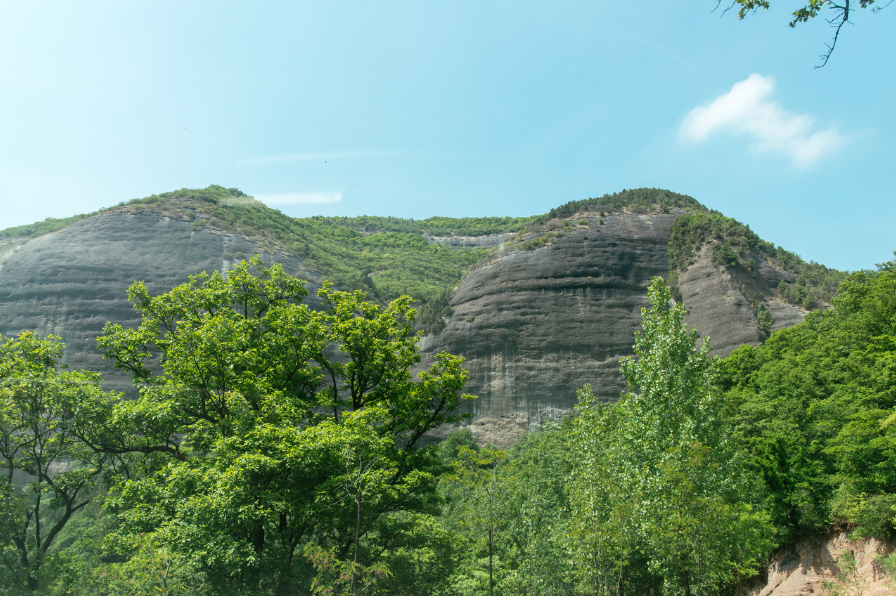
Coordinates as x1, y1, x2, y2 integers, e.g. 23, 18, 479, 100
718, 0, 885, 66
0, 332, 112, 592
570, 277, 773, 595
89, 256, 473, 593
568, 387, 636, 596
499, 422, 574, 596
719, 253, 896, 543
444, 444, 509, 596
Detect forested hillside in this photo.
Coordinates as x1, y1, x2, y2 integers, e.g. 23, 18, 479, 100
2, 186, 880, 594
2, 249, 893, 594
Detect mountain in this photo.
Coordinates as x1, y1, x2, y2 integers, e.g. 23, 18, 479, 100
0, 186, 844, 445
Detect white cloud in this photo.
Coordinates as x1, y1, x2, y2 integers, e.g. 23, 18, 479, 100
679, 74, 847, 168
255, 191, 343, 205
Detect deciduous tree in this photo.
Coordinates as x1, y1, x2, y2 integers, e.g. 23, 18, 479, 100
90, 257, 473, 593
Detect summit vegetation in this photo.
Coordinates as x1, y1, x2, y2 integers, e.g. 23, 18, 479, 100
667, 212, 846, 308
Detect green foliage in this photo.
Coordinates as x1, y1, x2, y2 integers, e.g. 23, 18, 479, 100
499, 423, 574, 595
412, 289, 454, 334
86, 257, 474, 593
0, 332, 115, 592
304, 544, 393, 595
752, 296, 774, 340
668, 212, 769, 273
332, 214, 538, 237
514, 230, 565, 251
668, 211, 846, 306
436, 424, 575, 596
0, 213, 93, 240
720, 253, 896, 542
568, 278, 774, 595
541, 188, 707, 222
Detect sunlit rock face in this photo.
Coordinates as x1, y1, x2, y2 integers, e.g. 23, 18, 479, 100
0, 211, 319, 393
0, 208, 805, 446
678, 244, 806, 356
744, 530, 896, 596
424, 213, 675, 444
424, 212, 805, 446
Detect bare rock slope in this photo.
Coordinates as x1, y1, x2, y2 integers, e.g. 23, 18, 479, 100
1, 206, 807, 445
425, 211, 806, 445
746, 531, 895, 596
0, 211, 319, 393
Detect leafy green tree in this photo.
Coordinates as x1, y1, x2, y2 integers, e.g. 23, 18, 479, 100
444, 444, 509, 596
0, 332, 112, 592
499, 422, 574, 596
721, 253, 896, 542
570, 278, 773, 596
87, 257, 473, 593
568, 389, 634, 596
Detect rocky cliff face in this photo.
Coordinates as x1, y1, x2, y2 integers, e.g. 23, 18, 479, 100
745, 531, 895, 596
679, 244, 806, 355
0, 207, 807, 445
0, 211, 321, 393
425, 233, 514, 249
424, 211, 806, 445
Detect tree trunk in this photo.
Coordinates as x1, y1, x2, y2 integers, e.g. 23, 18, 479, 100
352, 493, 362, 596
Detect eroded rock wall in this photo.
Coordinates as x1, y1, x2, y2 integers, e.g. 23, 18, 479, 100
746, 531, 895, 596
424, 213, 676, 444
425, 213, 807, 446
0, 211, 321, 393
679, 245, 805, 356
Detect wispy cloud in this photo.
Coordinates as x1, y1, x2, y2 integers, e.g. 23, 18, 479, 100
255, 191, 343, 205
679, 74, 847, 168
237, 151, 403, 167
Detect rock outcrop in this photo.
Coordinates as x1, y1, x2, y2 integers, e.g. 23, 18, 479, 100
0, 206, 809, 445
425, 233, 515, 249
0, 211, 321, 393
679, 244, 806, 355
425, 211, 806, 445
424, 213, 674, 441
746, 531, 895, 596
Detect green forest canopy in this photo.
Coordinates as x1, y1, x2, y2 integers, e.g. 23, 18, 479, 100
3, 257, 894, 594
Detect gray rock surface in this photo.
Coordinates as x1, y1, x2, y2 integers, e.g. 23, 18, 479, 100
424, 213, 676, 444
0, 211, 321, 393
424, 213, 806, 446
425, 233, 515, 249
0, 208, 809, 446
679, 245, 805, 355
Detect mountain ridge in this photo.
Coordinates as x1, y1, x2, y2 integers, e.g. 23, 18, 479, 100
0, 185, 847, 444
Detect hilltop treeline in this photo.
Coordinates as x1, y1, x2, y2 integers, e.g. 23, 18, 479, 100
667, 212, 846, 307
325, 214, 539, 236
540, 187, 708, 222
0, 213, 93, 241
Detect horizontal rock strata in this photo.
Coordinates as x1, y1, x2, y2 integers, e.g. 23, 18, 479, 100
0, 211, 320, 393
0, 209, 808, 447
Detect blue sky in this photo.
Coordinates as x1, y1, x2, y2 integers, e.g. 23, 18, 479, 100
1, 1, 893, 271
